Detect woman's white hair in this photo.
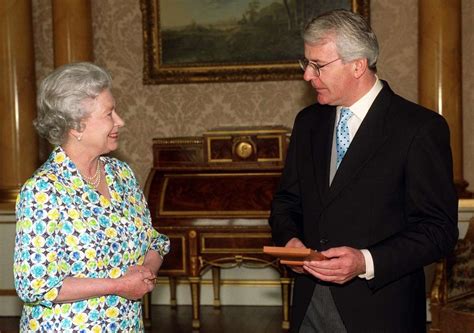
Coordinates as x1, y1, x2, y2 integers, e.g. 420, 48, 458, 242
34, 62, 112, 145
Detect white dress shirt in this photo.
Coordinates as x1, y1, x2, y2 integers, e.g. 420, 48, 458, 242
329, 77, 383, 280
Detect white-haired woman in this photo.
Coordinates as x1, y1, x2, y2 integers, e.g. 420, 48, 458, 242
13, 62, 169, 332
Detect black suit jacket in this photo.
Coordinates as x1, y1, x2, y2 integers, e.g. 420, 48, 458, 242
269, 82, 459, 333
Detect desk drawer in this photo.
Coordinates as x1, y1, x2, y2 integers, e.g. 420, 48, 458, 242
200, 232, 272, 254
159, 232, 188, 275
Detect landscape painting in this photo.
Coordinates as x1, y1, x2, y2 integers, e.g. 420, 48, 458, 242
141, 0, 370, 83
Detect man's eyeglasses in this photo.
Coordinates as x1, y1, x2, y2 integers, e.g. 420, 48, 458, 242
298, 58, 341, 77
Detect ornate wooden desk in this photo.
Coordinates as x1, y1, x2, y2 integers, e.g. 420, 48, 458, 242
144, 127, 291, 330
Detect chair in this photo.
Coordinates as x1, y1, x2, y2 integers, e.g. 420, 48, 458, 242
429, 218, 474, 332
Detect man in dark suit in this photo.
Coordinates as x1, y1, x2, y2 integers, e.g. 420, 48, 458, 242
269, 9, 458, 333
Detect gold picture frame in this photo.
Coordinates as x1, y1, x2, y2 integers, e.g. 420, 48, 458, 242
141, 0, 370, 84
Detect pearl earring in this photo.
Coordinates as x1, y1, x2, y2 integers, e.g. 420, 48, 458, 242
77, 133, 83, 141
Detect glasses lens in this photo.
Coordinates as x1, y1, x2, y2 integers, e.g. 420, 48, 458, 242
298, 59, 307, 71
298, 59, 320, 76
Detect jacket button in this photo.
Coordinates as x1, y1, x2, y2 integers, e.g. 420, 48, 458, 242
320, 238, 328, 245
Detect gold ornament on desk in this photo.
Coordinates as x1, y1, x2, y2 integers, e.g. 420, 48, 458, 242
235, 141, 253, 159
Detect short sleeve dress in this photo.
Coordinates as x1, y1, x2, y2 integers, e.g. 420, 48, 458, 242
13, 146, 170, 332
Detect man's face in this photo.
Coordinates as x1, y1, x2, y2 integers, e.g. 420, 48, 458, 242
303, 40, 355, 106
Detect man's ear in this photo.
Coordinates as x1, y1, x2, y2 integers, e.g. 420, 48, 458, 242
353, 58, 368, 79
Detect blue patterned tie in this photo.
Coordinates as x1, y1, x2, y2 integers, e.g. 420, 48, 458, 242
336, 107, 353, 168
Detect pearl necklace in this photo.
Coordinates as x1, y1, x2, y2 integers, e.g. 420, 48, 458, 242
83, 159, 102, 187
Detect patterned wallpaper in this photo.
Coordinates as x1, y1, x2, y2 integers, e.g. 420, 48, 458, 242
32, 0, 474, 192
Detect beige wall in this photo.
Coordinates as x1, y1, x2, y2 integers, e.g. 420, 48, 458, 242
32, 0, 473, 190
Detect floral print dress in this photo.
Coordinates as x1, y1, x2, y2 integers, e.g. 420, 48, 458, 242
13, 146, 170, 332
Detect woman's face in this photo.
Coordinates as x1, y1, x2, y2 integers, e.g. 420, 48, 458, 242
79, 89, 125, 155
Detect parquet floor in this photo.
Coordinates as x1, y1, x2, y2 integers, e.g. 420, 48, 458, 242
0, 305, 286, 333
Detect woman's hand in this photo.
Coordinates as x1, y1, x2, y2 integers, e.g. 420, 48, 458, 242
127, 265, 156, 280
115, 266, 156, 300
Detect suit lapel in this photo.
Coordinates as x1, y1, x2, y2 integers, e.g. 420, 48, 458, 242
324, 83, 393, 206
310, 106, 335, 201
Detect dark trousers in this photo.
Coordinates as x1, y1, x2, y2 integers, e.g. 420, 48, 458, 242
299, 284, 347, 333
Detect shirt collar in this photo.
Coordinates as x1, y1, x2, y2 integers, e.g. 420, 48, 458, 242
337, 76, 383, 121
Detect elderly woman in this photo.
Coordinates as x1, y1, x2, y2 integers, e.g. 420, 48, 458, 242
13, 62, 169, 332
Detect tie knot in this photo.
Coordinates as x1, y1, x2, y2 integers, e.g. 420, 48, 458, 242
340, 108, 353, 122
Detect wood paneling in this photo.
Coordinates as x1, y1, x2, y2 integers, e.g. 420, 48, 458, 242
0, 0, 38, 209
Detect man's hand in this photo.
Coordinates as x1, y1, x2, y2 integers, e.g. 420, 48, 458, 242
284, 237, 307, 274
302, 246, 366, 284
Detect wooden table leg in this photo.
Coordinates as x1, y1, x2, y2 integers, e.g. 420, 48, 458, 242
143, 292, 152, 328
280, 277, 292, 330
212, 267, 221, 308
189, 276, 201, 330
188, 230, 201, 330
169, 276, 177, 308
